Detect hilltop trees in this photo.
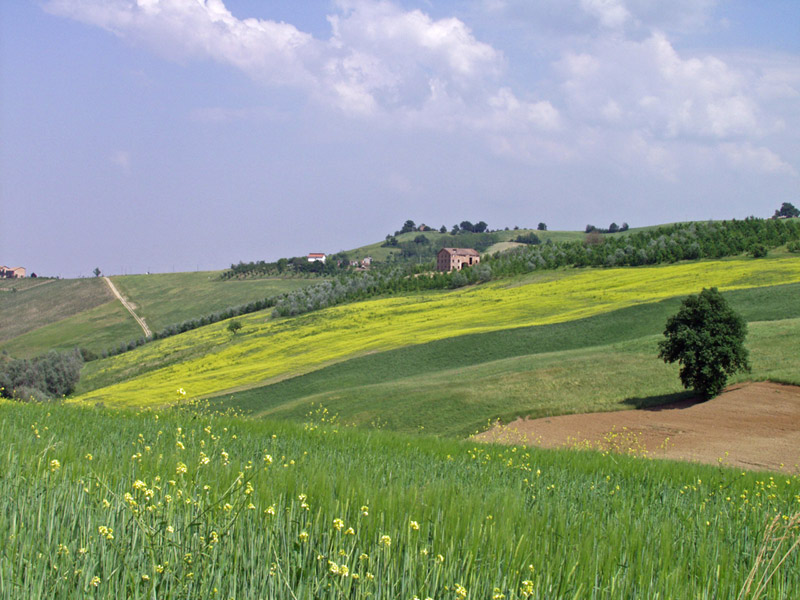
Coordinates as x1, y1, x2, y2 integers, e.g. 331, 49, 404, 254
773, 202, 799, 219
658, 288, 750, 400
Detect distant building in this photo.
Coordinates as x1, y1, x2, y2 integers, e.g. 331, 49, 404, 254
436, 248, 480, 272
307, 253, 326, 263
0, 266, 25, 278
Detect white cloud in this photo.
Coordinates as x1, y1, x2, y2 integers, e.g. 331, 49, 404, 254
45, 0, 797, 178
475, 0, 719, 35
579, 0, 630, 29
45, 0, 319, 87
556, 32, 770, 140
720, 143, 796, 175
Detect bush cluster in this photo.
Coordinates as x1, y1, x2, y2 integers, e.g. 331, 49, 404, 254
0, 350, 83, 402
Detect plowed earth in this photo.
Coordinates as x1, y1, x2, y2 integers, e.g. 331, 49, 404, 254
476, 382, 800, 473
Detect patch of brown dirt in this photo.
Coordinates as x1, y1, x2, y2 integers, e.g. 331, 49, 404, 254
476, 382, 800, 473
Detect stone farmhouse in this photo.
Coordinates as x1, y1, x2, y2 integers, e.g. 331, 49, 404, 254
307, 253, 326, 263
0, 266, 25, 278
436, 248, 480, 272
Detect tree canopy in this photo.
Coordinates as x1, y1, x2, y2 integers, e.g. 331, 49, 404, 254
658, 288, 750, 400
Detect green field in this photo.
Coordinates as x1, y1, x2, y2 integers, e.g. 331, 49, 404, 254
212, 283, 800, 435
0, 272, 316, 358
1, 400, 797, 598
110, 271, 315, 333
73, 258, 800, 429
0, 277, 115, 344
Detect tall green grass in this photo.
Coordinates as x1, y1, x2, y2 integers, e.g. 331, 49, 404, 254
1, 401, 798, 598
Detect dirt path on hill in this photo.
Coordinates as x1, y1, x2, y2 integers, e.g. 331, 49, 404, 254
103, 276, 151, 338
476, 382, 800, 473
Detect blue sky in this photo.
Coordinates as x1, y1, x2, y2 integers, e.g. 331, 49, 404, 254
2, 0, 799, 277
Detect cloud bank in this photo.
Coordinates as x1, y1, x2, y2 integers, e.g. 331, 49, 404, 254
45, 0, 798, 177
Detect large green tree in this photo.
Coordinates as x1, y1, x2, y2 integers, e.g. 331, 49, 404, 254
658, 288, 750, 399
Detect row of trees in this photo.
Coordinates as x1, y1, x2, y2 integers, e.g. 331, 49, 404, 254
221, 253, 353, 280
585, 222, 630, 234
0, 350, 83, 402
489, 218, 800, 276
391, 219, 490, 237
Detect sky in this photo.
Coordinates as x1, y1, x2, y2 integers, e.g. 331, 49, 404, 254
1, 0, 799, 278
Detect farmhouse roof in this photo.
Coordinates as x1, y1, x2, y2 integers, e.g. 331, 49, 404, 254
307, 253, 326, 257
439, 247, 480, 256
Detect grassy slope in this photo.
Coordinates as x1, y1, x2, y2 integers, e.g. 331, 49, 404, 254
0, 302, 143, 358
0, 277, 114, 343
252, 318, 800, 436
73, 257, 800, 410
0, 271, 316, 358
212, 283, 800, 435
110, 271, 314, 332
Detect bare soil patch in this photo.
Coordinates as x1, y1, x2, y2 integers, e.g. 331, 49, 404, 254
476, 382, 800, 473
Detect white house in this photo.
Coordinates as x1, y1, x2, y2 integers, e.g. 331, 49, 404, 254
307, 253, 326, 263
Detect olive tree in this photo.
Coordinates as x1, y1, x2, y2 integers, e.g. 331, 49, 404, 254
658, 288, 750, 399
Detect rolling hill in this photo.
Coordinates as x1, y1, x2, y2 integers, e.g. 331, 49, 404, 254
70, 256, 800, 436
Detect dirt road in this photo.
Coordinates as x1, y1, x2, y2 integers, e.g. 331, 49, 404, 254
476, 382, 800, 473
103, 276, 151, 338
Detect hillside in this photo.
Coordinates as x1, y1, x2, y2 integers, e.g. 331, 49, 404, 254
72, 257, 800, 436
0, 272, 316, 358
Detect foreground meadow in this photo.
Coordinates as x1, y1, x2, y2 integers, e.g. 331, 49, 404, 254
2, 401, 798, 599
75, 257, 800, 407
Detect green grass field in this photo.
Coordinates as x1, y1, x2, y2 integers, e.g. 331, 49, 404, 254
73, 257, 800, 420
110, 271, 315, 333
2, 400, 797, 598
211, 283, 800, 435
0, 272, 316, 358
0, 277, 115, 344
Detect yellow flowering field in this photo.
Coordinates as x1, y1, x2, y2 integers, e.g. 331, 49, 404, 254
75, 257, 800, 407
